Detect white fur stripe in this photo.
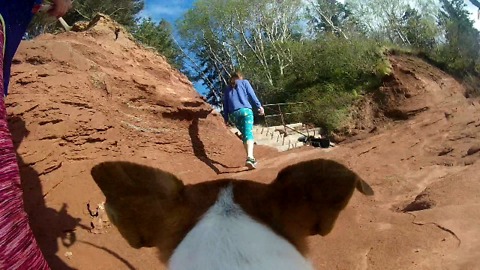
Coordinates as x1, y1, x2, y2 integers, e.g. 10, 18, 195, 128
169, 185, 314, 270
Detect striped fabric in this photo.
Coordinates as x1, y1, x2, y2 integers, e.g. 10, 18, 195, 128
0, 15, 50, 270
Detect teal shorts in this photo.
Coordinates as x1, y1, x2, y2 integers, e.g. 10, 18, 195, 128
230, 108, 254, 143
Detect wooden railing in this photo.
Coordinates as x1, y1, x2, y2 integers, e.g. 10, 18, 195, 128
262, 102, 305, 128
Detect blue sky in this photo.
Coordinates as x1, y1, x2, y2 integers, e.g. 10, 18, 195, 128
139, 0, 194, 26
139, 0, 209, 95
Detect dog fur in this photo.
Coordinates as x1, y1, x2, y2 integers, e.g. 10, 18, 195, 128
90, 158, 373, 269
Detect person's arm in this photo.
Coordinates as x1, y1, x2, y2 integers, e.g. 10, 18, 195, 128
244, 80, 264, 115
46, 0, 72, 18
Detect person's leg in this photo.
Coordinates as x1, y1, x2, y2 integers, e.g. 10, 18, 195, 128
244, 110, 256, 168
0, 13, 50, 270
232, 109, 250, 156
246, 140, 255, 159
243, 109, 255, 159
235, 108, 256, 168
233, 116, 251, 158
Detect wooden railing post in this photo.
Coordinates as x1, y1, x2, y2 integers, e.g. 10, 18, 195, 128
278, 104, 287, 134
262, 102, 307, 131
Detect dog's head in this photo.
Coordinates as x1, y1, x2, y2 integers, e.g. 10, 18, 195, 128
91, 159, 373, 261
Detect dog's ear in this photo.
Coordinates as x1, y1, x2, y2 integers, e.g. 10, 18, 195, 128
272, 159, 373, 236
356, 176, 374, 196
91, 161, 185, 248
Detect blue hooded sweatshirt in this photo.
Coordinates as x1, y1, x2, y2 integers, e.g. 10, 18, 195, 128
222, 79, 262, 122
1, 0, 42, 96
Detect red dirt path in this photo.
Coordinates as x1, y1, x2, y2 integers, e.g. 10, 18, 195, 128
5, 16, 480, 270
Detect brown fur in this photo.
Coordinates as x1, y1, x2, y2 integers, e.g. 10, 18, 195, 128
90, 159, 373, 264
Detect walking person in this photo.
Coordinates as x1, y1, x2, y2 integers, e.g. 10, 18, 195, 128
1, 0, 72, 268
223, 71, 264, 169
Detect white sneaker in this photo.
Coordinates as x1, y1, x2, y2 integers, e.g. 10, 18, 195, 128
246, 158, 257, 169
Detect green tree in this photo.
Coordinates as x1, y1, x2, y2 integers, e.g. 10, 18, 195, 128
280, 36, 385, 131
400, 7, 439, 50
306, 0, 354, 39
346, 0, 439, 45
177, 0, 304, 105
436, 0, 480, 73
132, 18, 184, 69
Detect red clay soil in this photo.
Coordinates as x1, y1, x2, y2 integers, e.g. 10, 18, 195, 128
5, 15, 480, 270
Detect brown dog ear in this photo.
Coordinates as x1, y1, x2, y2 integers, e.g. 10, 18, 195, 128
91, 161, 185, 249
273, 158, 373, 195
356, 177, 374, 196
272, 159, 373, 236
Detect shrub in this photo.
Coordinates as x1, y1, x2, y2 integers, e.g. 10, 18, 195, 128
273, 35, 386, 132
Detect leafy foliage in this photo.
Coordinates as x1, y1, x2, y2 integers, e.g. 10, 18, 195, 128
294, 84, 357, 132
400, 7, 439, 50
306, 0, 356, 39
276, 37, 384, 131
132, 18, 184, 69
177, 0, 304, 106
434, 0, 480, 74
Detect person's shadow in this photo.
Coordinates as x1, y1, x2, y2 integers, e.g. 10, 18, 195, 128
163, 104, 248, 174
8, 116, 88, 270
